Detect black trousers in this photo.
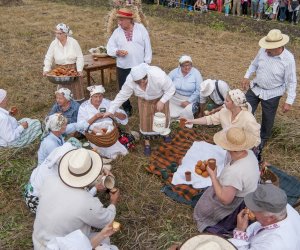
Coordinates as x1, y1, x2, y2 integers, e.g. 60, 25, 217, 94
246, 89, 281, 143
117, 67, 132, 111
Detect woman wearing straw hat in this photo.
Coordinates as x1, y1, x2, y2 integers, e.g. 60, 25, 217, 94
77, 85, 129, 159
193, 127, 260, 235
33, 148, 120, 249
43, 23, 85, 102
107, 8, 152, 117
49, 87, 80, 124
104, 63, 175, 156
186, 89, 261, 148
241, 29, 296, 153
168, 55, 203, 120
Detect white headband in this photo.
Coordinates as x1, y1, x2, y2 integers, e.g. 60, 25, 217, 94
179, 55, 192, 64
56, 23, 73, 36
0, 89, 7, 103
45, 113, 68, 132
55, 88, 73, 101
87, 85, 105, 97
228, 89, 248, 107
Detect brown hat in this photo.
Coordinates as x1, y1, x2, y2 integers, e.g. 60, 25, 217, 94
244, 184, 287, 213
116, 8, 134, 19
213, 127, 257, 151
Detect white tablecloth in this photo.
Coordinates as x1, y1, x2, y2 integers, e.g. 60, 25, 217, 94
171, 141, 227, 188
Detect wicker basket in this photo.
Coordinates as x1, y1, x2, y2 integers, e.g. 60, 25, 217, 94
85, 118, 119, 148
260, 169, 280, 187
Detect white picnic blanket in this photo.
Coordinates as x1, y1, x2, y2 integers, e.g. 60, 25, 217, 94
171, 141, 227, 189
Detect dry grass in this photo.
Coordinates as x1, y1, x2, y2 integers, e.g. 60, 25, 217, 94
0, 0, 300, 249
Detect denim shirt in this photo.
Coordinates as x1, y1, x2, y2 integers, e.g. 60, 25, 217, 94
168, 67, 203, 103
49, 100, 80, 124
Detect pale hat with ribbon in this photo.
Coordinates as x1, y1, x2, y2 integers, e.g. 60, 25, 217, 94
200, 79, 215, 97
179, 55, 192, 64
180, 234, 237, 250
55, 87, 73, 101
59, 148, 103, 188
213, 127, 257, 151
56, 23, 73, 36
259, 29, 289, 49
116, 8, 134, 19
87, 85, 105, 97
0, 89, 7, 103
130, 63, 149, 81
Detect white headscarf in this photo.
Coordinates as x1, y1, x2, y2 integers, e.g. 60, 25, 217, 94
55, 88, 73, 101
87, 85, 105, 97
130, 63, 149, 81
0, 89, 7, 103
228, 89, 252, 112
179, 55, 192, 64
56, 23, 73, 36
45, 113, 67, 132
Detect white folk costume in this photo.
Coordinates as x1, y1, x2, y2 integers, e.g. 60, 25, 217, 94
108, 63, 175, 135
43, 24, 84, 101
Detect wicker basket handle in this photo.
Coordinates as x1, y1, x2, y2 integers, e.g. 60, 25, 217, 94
86, 116, 116, 133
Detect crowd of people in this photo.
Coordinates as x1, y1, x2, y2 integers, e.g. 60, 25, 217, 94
151, 0, 300, 23
1, 4, 299, 250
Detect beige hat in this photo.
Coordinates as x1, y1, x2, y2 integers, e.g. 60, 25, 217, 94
213, 127, 257, 151
180, 234, 236, 250
259, 29, 289, 49
59, 148, 103, 188
116, 8, 134, 19
200, 79, 215, 97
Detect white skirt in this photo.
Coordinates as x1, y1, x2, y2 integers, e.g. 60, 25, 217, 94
91, 141, 128, 160
169, 93, 194, 119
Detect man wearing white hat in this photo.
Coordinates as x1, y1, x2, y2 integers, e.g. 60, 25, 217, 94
168, 55, 203, 120
33, 148, 120, 250
241, 29, 297, 150
0, 89, 42, 148
199, 79, 230, 117
105, 63, 175, 156
107, 8, 152, 117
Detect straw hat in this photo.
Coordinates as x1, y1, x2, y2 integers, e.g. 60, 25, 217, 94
200, 79, 215, 97
116, 8, 134, 19
213, 127, 257, 151
180, 234, 237, 250
259, 29, 289, 49
59, 148, 103, 188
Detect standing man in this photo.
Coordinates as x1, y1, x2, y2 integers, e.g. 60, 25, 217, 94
107, 8, 152, 117
242, 29, 297, 152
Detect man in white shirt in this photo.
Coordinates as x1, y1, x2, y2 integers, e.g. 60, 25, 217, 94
0, 89, 41, 148
229, 184, 300, 250
242, 29, 297, 152
107, 8, 152, 117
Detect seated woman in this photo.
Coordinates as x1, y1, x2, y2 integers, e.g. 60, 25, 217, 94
77, 85, 128, 159
169, 55, 203, 120
0, 89, 42, 148
194, 0, 208, 12
48, 88, 80, 124
37, 113, 87, 165
186, 89, 261, 147
194, 127, 260, 235
199, 79, 230, 117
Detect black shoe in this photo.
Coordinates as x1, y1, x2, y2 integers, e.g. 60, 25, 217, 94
124, 109, 132, 117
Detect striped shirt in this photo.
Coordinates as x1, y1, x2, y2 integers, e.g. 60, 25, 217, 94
244, 48, 297, 104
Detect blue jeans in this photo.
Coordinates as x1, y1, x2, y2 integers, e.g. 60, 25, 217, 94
251, 1, 258, 16
279, 6, 287, 20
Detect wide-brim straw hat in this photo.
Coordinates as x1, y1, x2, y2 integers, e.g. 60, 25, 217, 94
180, 234, 237, 250
116, 8, 134, 19
200, 79, 215, 97
213, 127, 257, 151
59, 148, 103, 188
259, 29, 289, 49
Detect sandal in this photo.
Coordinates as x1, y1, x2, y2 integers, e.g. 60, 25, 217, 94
144, 145, 151, 156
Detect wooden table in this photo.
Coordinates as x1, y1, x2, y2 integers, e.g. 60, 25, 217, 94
83, 54, 116, 86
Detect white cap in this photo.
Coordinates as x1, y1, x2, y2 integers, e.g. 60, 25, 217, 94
200, 79, 215, 97
130, 63, 149, 81
179, 55, 192, 64
87, 85, 105, 96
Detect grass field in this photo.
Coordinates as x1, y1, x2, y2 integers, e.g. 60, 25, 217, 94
0, 0, 300, 249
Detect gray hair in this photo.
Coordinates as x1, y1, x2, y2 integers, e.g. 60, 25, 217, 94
262, 207, 287, 221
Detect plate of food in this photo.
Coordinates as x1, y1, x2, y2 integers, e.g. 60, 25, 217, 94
89, 46, 108, 58
46, 66, 79, 84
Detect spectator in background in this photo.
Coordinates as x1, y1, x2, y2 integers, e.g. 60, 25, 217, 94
289, 0, 299, 24
194, 0, 208, 11
242, 0, 249, 15
224, 0, 231, 15
251, 0, 259, 18
232, 0, 241, 15
49, 88, 80, 124
217, 0, 223, 11
169, 55, 203, 120
279, 0, 288, 21
257, 0, 265, 20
